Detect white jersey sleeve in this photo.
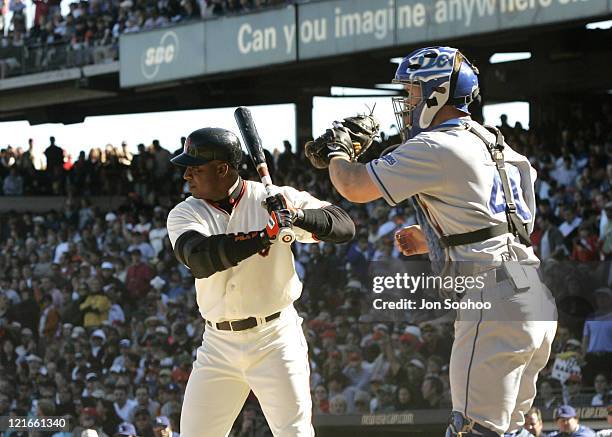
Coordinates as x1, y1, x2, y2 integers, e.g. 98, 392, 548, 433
366, 139, 445, 206
278, 185, 330, 244
166, 201, 212, 248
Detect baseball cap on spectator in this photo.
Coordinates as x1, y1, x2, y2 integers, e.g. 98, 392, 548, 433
155, 326, 169, 335
565, 339, 581, 349
63, 323, 74, 330
321, 330, 336, 339
72, 326, 86, 338
145, 316, 162, 327
33, 216, 45, 224
409, 358, 425, 369
345, 279, 362, 291
119, 339, 131, 348
91, 329, 106, 342
154, 416, 170, 428
555, 405, 577, 419
134, 407, 150, 419
374, 324, 389, 333
115, 422, 137, 437
404, 325, 422, 340
105, 212, 118, 222
86, 373, 98, 381
75, 352, 85, 360
101, 262, 114, 270
82, 407, 98, 418
159, 369, 172, 377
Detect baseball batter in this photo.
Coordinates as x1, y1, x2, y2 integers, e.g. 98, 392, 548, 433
305, 47, 557, 436
166, 127, 355, 437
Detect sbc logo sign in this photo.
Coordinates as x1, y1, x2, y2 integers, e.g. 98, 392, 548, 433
141, 31, 180, 80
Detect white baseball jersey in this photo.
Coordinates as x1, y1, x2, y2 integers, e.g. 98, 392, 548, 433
366, 117, 539, 265
167, 179, 328, 323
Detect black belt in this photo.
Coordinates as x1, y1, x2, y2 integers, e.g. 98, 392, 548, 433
205, 312, 281, 332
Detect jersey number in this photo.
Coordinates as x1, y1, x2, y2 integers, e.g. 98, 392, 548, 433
489, 167, 531, 222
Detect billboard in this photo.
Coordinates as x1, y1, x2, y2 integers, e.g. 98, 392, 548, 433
119, 22, 206, 88
119, 0, 609, 87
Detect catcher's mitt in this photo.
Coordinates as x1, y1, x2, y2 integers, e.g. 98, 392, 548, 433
305, 113, 380, 169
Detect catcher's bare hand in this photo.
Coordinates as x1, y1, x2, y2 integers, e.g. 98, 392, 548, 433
395, 225, 429, 256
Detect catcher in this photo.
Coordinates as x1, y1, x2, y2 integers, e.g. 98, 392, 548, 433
305, 46, 557, 437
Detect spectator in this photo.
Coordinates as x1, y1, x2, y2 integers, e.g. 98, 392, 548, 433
582, 288, 612, 385
329, 394, 348, 415
125, 248, 154, 306
559, 207, 583, 248
548, 405, 596, 436
524, 406, 544, 437
421, 375, 445, 409
591, 373, 611, 406
113, 385, 137, 422
114, 422, 138, 437
534, 378, 562, 410
572, 224, 601, 262
538, 213, 567, 260
312, 384, 329, 414
79, 277, 111, 327
130, 386, 160, 422
152, 415, 177, 437
133, 407, 155, 437
3, 167, 24, 195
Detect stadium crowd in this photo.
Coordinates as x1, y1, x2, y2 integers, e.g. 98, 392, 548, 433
0, 0, 293, 78
0, 107, 612, 436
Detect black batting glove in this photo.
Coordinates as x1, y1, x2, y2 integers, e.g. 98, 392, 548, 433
264, 193, 289, 213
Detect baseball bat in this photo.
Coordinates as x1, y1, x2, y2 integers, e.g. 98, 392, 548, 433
234, 106, 296, 244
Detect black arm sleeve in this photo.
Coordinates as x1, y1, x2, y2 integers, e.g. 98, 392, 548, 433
295, 205, 355, 243
174, 230, 270, 279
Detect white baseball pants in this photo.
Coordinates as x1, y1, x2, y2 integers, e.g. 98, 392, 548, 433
449, 267, 558, 435
180, 305, 314, 437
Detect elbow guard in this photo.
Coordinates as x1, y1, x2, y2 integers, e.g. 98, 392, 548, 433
173, 230, 270, 279
174, 231, 235, 279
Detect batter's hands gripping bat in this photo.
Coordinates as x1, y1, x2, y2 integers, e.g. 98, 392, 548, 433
234, 106, 296, 244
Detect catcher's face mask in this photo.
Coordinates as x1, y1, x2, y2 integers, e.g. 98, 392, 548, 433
391, 81, 423, 141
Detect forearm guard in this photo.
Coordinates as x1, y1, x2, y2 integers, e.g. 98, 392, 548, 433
174, 230, 269, 279
296, 205, 355, 243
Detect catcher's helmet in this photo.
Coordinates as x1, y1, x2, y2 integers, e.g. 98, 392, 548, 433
171, 127, 242, 168
392, 46, 480, 140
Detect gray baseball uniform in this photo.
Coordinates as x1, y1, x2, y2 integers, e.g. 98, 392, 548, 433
366, 117, 557, 435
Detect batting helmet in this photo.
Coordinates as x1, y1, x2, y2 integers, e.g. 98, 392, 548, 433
392, 46, 480, 140
171, 127, 242, 168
